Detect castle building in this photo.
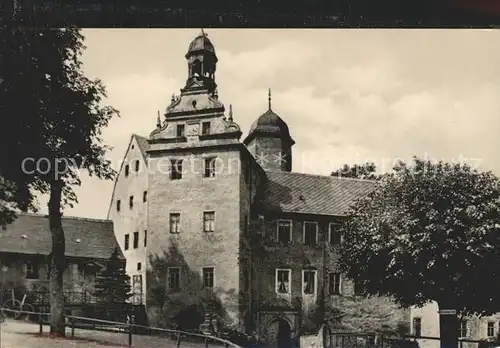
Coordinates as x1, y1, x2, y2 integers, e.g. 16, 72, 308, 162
107, 31, 409, 346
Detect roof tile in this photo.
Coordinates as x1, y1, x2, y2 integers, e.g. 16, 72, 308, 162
261, 171, 375, 216
0, 213, 123, 260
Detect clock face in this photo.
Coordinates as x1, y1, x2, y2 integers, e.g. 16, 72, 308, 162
186, 123, 200, 137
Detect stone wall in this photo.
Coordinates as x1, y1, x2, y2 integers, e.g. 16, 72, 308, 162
146, 147, 244, 328
0, 254, 100, 300
108, 135, 149, 304
251, 213, 410, 340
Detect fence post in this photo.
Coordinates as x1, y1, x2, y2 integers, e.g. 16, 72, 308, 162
38, 306, 43, 334
176, 332, 181, 347
205, 336, 209, 348
128, 317, 133, 346
380, 334, 384, 348
71, 316, 75, 339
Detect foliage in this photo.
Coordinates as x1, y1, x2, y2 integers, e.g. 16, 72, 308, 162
325, 296, 409, 334
94, 248, 132, 307
331, 162, 381, 180
0, 23, 118, 201
339, 157, 500, 317
1, 19, 118, 334
146, 250, 233, 329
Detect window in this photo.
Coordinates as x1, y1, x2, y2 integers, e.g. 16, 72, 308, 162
303, 222, 318, 246
328, 273, 341, 295
277, 220, 292, 244
176, 124, 185, 137
459, 320, 470, 338
144, 230, 147, 247
168, 267, 181, 292
133, 232, 139, 249
302, 270, 317, 295
203, 212, 215, 232
202, 267, 215, 288
135, 160, 140, 172
487, 321, 495, 337
412, 317, 422, 337
354, 280, 364, 295
143, 191, 147, 203
171, 159, 183, 180
204, 157, 216, 178
116, 200, 121, 212
124, 234, 130, 250
137, 262, 142, 271
129, 196, 134, 209
329, 223, 342, 245
26, 261, 39, 280
132, 275, 142, 296
275, 269, 291, 294
125, 164, 129, 177
170, 213, 181, 234
202, 122, 210, 135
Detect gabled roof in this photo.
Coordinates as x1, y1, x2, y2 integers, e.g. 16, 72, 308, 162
133, 134, 149, 162
106, 134, 149, 219
261, 171, 376, 216
0, 213, 123, 260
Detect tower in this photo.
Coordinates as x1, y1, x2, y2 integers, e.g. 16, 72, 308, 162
185, 29, 218, 95
146, 31, 248, 328
243, 89, 295, 172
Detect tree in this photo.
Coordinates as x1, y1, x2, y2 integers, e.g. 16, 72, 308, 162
331, 162, 381, 180
339, 157, 500, 348
0, 19, 118, 335
94, 248, 132, 312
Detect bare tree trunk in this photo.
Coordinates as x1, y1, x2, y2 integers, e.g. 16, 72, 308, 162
438, 303, 458, 348
48, 180, 66, 336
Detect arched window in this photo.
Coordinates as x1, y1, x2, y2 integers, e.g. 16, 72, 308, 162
192, 59, 201, 76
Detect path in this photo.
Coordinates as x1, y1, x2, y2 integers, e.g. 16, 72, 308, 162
0, 319, 225, 348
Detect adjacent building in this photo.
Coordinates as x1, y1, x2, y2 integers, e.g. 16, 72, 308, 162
411, 303, 500, 348
108, 31, 410, 346
0, 213, 123, 305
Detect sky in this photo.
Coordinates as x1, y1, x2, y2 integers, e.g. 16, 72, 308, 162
35, 29, 500, 219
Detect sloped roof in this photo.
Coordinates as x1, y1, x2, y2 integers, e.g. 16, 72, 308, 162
0, 213, 123, 260
243, 108, 295, 145
107, 134, 149, 219
261, 171, 376, 216
133, 134, 149, 163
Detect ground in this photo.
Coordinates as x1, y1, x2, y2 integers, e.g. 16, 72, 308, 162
0, 319, 227, 348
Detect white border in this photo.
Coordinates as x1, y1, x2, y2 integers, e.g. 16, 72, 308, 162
167, 267, 181, 291
275, 268, 292, 294
303, 221, 318, 245
302, 269, 318, 296
202, 266, 216, 289
276, 219, 293, 243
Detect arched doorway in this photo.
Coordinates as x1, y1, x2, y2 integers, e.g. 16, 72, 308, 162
276, 318, 292, 348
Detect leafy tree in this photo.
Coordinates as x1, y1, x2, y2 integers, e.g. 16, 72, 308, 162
0, 19, 117, 335
339, 157, 500, 348
331, 162, 381, 180
94, 248, 132, 311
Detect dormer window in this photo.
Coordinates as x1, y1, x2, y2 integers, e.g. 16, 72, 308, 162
125, 165, 130, 177
176, 124, 185, 138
